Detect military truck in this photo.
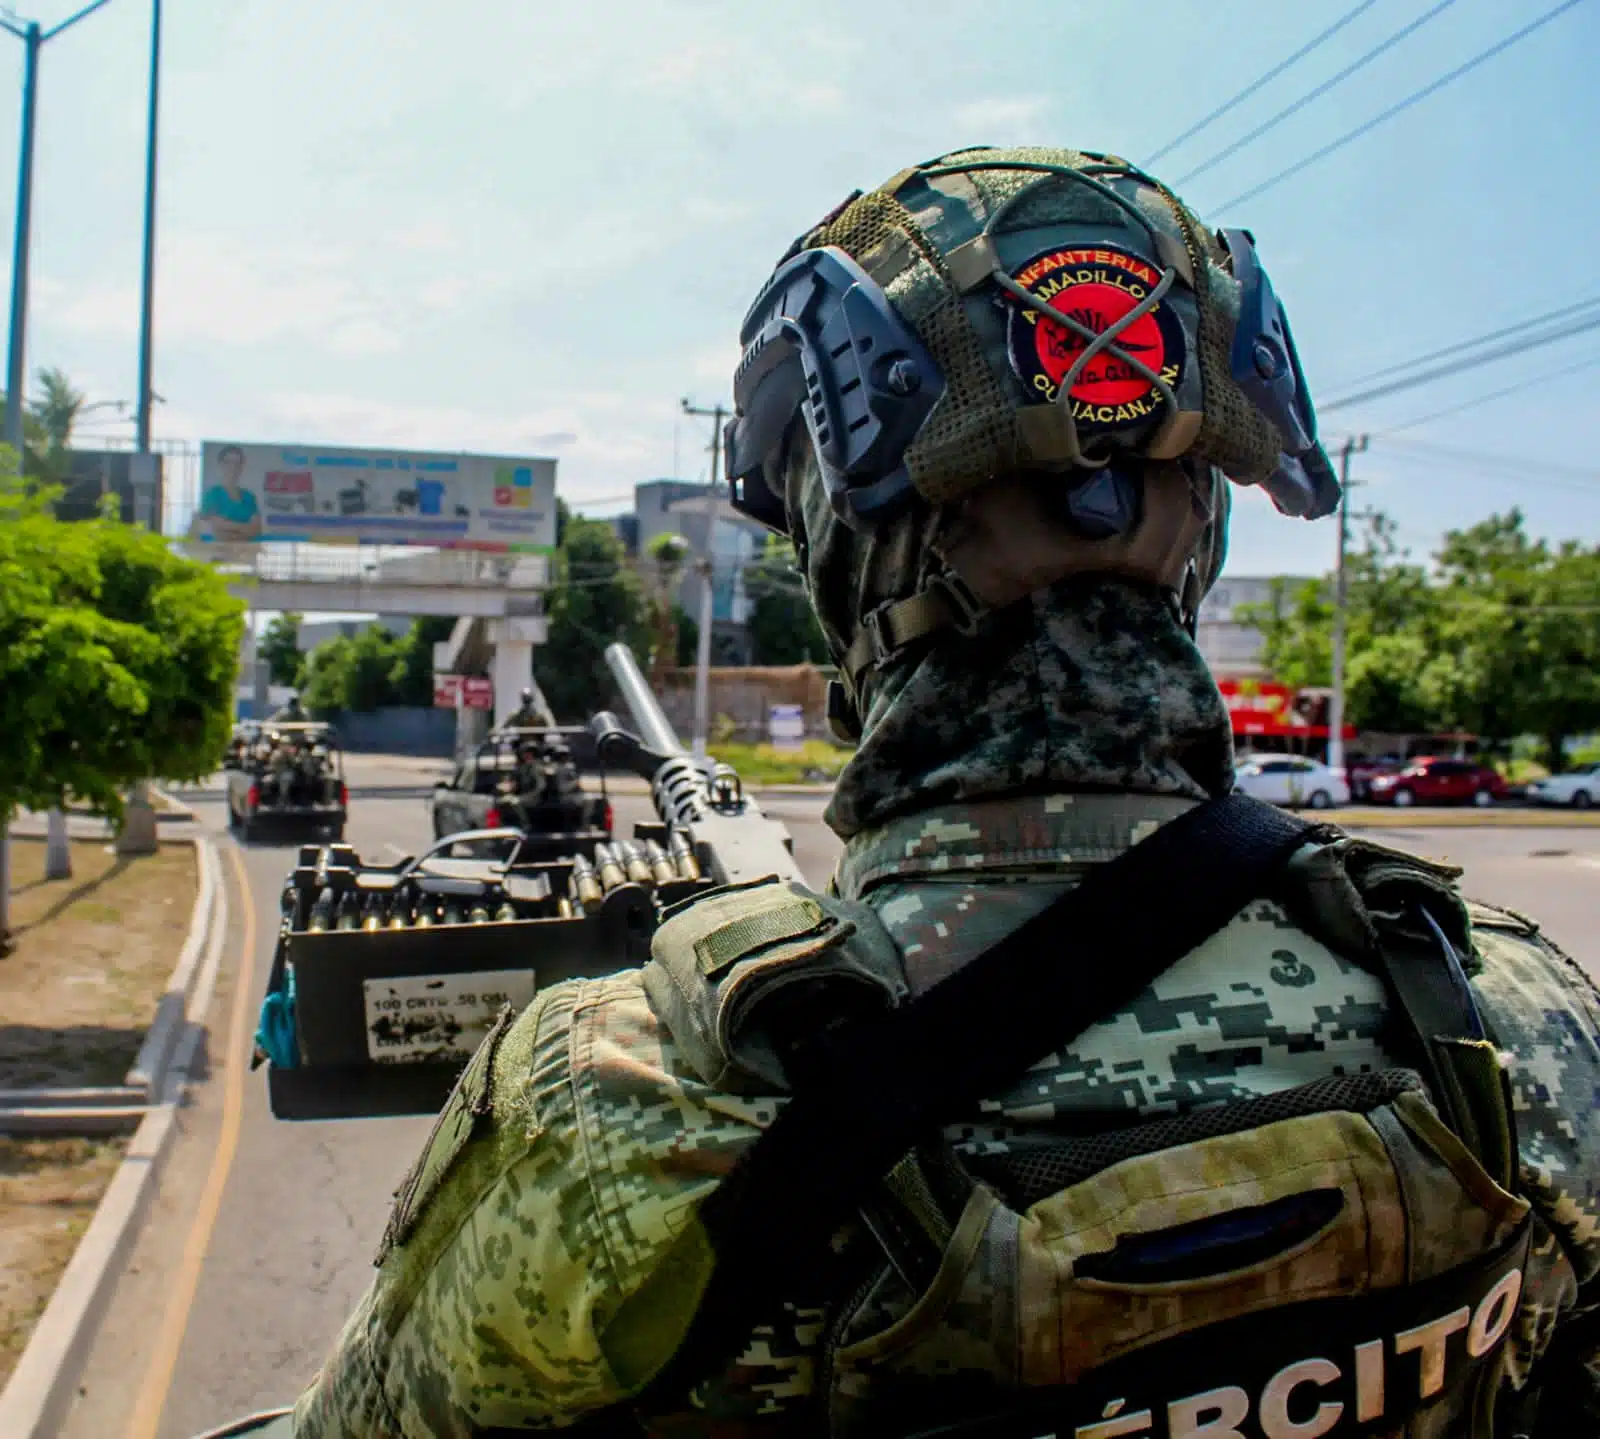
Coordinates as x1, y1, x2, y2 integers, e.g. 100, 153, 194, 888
225, 721, 348, 842
428, 724, 612, 858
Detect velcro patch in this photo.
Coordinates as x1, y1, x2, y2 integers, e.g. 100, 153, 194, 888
693, 898, 827, 980
375, 1002, 513, 1266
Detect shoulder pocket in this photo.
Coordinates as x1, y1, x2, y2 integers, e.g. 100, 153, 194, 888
644, 877, 907, 1092
375, 1002, 514, 1266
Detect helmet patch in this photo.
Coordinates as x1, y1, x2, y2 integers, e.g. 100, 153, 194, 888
1004, 246, 1187, 436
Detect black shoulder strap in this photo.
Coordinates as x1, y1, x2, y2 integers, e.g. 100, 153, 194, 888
629, 793, 1317, 1411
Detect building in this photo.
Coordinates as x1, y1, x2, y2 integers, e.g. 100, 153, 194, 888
1194, 574, 1319, 678
618, 479, 770, 664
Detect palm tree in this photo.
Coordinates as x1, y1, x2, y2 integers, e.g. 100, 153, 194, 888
31, 366, 85, 454
645, 532, 692, 682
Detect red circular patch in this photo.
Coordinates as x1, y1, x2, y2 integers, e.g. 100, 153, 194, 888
1004, 245, 1187, 438
1032, 283, 1167, 406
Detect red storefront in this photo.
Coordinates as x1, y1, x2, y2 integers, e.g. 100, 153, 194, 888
1217, 677, 1355, 756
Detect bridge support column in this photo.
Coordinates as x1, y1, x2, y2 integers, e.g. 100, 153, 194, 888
487, 617, 547, 727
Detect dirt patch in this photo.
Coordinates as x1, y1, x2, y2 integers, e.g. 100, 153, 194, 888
0, 1136, 127, 1387
0, 837, 197, 1089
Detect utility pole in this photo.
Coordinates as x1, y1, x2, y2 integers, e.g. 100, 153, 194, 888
118, 0, 164, 857
3, 21, 39, 458
0, 0, 115, 459
681, 399, 727, 760
1327, 433, 1369, 778
0, 1, 120, 914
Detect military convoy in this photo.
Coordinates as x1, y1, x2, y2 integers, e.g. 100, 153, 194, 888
223, 720, 348, 842
427, 724, 613, 857
250, 644, 800, 1120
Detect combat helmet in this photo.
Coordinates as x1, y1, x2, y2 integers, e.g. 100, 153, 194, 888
722, 146, 1339, 737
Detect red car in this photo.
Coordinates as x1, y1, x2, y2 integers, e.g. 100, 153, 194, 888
1367, 757, 1507, 808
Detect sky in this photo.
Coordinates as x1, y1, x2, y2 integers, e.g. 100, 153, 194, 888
3, 0, 1598, 584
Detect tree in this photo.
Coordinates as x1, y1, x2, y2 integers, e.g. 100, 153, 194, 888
0, 460, 246, 948
260, 612, 306, 687
30, 366, 84, 455
1427, 513, 1600, 767
744, 534, 829, 666
1238, 507, 1600, 763
644, 531, 691, 681
299, 618, 459, 713
540, 515, 652, 718
674, 604, 698, 667
1241, 512, 1442, 733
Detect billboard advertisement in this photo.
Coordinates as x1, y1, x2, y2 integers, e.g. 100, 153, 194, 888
189, 442, 556, 551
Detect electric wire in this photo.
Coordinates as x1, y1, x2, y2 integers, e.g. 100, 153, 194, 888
1319, 309, 1600, 413
1373, 350, 1600, 433
1214, 0, 1589, 212
1172, 0, 1457, 187
1144, 0, 1381, 165
1332, 295, 1600, 391
1376, 435, 1600, 481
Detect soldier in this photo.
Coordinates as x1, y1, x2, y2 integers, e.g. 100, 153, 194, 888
270, 693, 307, 723
294, 148, 1600, 1437
504, 683, 557, 729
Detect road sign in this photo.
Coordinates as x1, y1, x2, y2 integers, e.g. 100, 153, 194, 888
768, 703, 805, 751
434, 674, 463, 709
461, 677, 494, 710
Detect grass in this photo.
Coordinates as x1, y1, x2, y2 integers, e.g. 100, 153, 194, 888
1, 837, 197, 1088
0, 838, 195, 1384
708, 740, 854, 786
0, 1137, 127, 1387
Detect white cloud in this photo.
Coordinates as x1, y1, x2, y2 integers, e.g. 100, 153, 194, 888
950, 96, 1054, 145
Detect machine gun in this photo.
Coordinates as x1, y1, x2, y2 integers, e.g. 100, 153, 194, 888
253, 644, 800, 1121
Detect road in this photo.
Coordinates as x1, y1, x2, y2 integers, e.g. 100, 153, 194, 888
56, 757, 1599, 1438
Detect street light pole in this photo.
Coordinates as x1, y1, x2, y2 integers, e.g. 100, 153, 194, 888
135, 0, 159, 455
1327, 433, 1369, 778
681, 399, 727, 760
0, 0, 116, 460
0, 0, 125, 910
3, 21, 38, 457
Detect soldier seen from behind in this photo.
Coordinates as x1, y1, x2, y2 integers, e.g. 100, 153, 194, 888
293, 147, 1600, 1438
505, 683, 557, 729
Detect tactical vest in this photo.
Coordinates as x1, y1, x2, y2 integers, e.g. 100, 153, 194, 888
639, 831, 1533, 1439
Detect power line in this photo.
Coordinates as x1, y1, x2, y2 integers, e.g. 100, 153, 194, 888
1143, 0, 1381, 166
1172, 0, 1456, 187
1374, 350, 1600, 433
1319, 309, 1600, 413
1214, 0, 1589, 212
1331, 295, 1600, 391
1378, 435, 1600, 482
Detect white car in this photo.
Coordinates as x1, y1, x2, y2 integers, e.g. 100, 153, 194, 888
1525, 763, 1600, 809
1233, 756, 1350, 810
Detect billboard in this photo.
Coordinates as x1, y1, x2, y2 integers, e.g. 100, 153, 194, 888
189, 442, 556, 551
55, 449, 165, 527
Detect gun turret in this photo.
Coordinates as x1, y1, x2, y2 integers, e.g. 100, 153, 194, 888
595, 644, 801, 887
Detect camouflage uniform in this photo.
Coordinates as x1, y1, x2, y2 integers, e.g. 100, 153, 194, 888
294, 148, 1600, 1436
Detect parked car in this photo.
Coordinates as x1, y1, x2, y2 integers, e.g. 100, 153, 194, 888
1233, 756, 1350, 810
1524, 762, 1600, 809
1366, 757, 1506, 808
1346, 753, 1403, 802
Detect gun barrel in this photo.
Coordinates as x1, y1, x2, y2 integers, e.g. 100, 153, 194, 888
603, 643, 686, 759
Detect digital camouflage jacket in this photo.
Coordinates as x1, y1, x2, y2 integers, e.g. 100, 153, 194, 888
293, 793, 1600, 1438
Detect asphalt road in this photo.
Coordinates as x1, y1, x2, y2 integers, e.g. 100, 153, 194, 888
56, 757, 1598, 1438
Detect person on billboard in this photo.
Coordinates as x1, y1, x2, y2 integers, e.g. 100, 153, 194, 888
191, 444, 263, 542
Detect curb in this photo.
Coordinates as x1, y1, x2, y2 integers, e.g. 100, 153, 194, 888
1321, 808, 1600, 830
128, 838, 220, 1100
0, 849, 231, 1439
0, 837, 218, 1137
